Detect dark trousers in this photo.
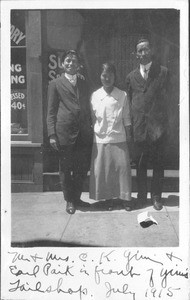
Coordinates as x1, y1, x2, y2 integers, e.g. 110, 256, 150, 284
59, 138, 91, 203
135, 137, 165, 201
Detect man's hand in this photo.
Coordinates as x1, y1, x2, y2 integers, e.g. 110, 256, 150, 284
49, 134, 59, 151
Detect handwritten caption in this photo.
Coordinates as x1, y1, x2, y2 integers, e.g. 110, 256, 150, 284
6, 250, 188, 300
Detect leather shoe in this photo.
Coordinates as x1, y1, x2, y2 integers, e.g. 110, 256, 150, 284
152, 196, 163, 211
123, 200, 133, 211
66, 201, 76, 214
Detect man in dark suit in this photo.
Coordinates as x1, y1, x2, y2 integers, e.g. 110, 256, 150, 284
47, 50, 92, 214
126, 38, 169, 210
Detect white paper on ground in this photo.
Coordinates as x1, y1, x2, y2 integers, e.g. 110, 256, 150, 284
137, 211, 158, 225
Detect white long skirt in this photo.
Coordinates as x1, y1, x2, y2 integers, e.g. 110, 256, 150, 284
89, 142, 131, 201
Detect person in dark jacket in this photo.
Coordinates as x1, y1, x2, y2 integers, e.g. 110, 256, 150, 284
126, 38, 169, 210
47, 50, 92, 214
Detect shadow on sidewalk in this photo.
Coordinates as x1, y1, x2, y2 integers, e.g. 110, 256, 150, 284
11, 240, 100, 248
77, 198, 136, 212
78, 195, 179, 212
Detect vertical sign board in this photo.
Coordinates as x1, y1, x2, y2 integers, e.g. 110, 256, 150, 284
11, 10, 27, 134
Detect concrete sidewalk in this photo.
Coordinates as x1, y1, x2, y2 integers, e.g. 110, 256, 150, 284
11, 192, 179, 247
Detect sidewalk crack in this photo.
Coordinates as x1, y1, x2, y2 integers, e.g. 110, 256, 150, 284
60, 215, 72, 241
164, 206, 179, 242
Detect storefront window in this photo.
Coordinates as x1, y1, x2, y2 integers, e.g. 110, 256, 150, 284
11, 10, 28, 134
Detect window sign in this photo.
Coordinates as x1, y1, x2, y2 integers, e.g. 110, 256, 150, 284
11, 24, 26, 47
11, 10, 28, 134
11, 10, 25, 47
48, 51, 65, 82
11, 48, 26, 89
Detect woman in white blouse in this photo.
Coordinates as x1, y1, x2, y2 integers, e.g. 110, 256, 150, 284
90, 62, 133, 211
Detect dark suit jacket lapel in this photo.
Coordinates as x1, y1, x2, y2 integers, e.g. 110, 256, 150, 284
75, 78, 80, 100
133, 67, 148, 93
134, 64, 156, 92
144, 71, 152, 92
144, 61, 161, 92
134, 67, 146, 85
60, 74, 78, 97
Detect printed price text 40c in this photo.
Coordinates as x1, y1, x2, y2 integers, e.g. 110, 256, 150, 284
11, 101, 26, 110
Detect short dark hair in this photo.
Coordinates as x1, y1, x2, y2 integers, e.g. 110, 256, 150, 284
135, 38, 151, 51
101, 62, 116, 77
100, 62, 117, 85
61, 50, 81, 63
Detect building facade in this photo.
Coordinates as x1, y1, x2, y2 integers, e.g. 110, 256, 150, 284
11, 9, 180, 192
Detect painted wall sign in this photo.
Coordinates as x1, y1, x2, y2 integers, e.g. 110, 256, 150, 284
11, 24, 26, 46
48, 51, 65, 81
11, 89, 27, 134
11, 90, 27, 111
11, 48, 26, 89
11, 11, 27, 134
11, 10, 26, 47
